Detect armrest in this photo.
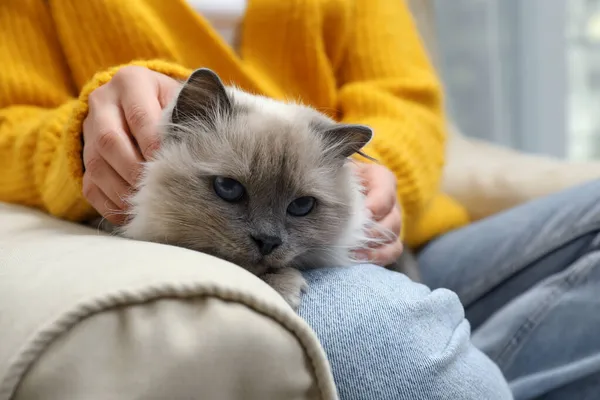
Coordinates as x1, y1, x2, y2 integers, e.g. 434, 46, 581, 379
0, 203, 337, 400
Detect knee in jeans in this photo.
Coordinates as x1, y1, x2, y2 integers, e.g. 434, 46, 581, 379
299, 265, 512, 399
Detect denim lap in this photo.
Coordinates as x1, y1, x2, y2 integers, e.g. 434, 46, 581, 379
298, 180, 600, 399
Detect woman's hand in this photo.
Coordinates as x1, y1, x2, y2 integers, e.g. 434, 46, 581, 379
82, 66, 180, 224
353, 162, 403, 266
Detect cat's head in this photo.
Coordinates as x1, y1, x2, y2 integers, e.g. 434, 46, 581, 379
122, 68, 374, 274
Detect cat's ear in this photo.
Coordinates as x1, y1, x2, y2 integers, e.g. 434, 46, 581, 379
319, 124, 373, 159
171, 68, 232, 126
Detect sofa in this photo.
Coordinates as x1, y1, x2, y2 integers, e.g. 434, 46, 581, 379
2, 2, 600, 399
0, 203, 337, 400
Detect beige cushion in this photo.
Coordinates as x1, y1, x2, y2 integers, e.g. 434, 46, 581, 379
0, 203, 337, 400
443, 124, 600, 220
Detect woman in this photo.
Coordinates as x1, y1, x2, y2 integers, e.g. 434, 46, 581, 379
0, 1, 594, 399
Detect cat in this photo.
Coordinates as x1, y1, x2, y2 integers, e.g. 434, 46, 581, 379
96, 68, 419, 309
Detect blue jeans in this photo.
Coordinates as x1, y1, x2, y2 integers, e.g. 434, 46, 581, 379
298, 180, 600, 399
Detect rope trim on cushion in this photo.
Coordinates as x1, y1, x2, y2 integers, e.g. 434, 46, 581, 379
0, 283, 339, 400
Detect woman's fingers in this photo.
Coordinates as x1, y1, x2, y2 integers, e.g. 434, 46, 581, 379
367, 205, 402, 245
82, 154, 130, 210
363, 165, 397, 220
82, 66, 181, 222
84, 105, 143, 186
114, 66, 180, 160
353, 239, 404, 266
369, 240, 404, 267
118, 77, 163, 159
82, 174, 126, 225
349, 162, 404, 266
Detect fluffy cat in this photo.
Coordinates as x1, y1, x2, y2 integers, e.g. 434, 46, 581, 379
99, 68, 418, 309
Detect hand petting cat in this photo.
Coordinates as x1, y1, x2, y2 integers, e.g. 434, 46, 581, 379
352, 163, 404, 266
82, 67, 180, 224
82, 67, 404, 250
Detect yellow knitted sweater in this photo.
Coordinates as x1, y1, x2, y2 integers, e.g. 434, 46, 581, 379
0, 0, 469, 248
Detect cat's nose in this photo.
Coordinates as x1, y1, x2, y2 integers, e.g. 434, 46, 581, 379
251, 234, 282, 256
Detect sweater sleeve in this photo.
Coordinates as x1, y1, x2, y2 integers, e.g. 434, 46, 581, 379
338, 0, 446, 238
0, 2, 191, 221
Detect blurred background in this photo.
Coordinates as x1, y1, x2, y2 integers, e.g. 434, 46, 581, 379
429, 0, 600, 161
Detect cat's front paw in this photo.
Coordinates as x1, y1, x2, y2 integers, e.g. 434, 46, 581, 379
261, 267, 308, 311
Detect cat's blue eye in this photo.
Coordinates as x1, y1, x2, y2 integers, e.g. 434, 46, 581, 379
287, 196, 316, 217
213, 177, 245, 202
